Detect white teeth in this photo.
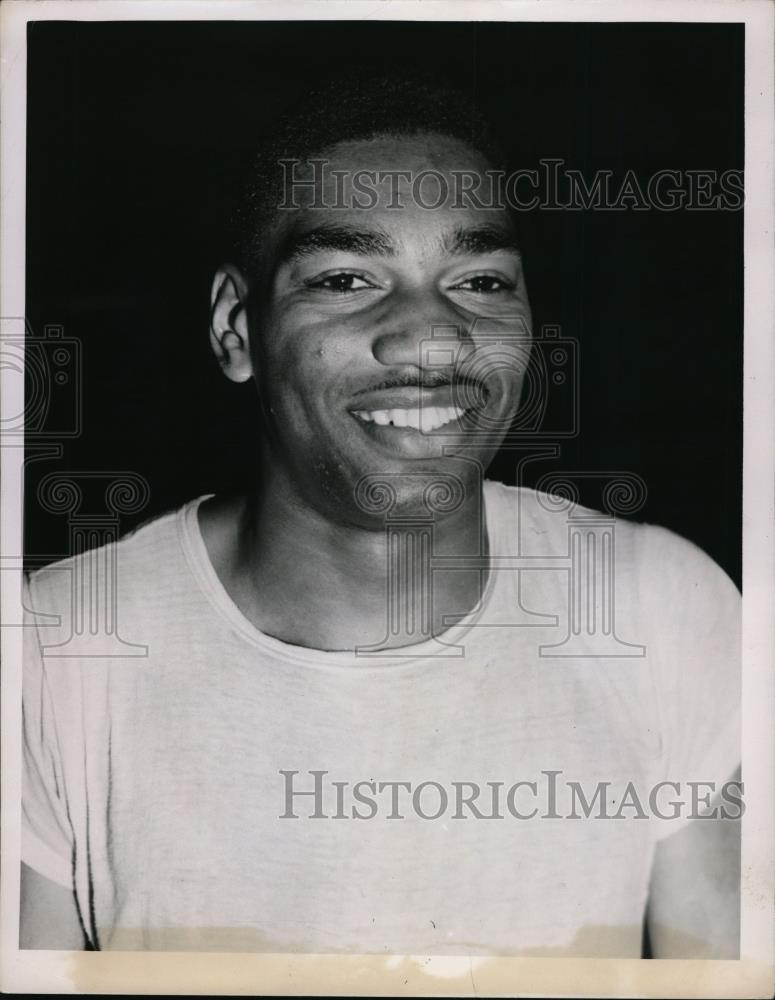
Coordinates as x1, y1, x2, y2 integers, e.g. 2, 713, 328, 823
420, 406, 463, 431
420, 407, 438, 433
353, 405, 467, 431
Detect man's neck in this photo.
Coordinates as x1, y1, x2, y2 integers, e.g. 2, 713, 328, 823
198, 477, 490, 652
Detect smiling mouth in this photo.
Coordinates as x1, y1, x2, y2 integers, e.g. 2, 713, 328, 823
351, 405, 470, 433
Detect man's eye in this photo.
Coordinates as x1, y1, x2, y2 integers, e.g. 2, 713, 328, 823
306, 273, 374, 293
452, 275, 514, 294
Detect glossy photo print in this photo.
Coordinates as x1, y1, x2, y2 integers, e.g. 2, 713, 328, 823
1, 3, 773, 998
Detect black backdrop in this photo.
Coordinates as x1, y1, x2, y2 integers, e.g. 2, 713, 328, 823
25, 20, 744, 587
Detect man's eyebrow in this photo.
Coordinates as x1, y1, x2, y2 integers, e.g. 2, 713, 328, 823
276, 225, 396, 266
442, 225, 522, 257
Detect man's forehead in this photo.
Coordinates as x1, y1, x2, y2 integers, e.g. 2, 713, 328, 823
320, 131, 494, 172
284, 132, 497, 210
256, 130, 517, 271
272, 219, 522, 269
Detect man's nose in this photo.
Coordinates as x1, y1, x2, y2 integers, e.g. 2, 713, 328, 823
370, 288, 474, 368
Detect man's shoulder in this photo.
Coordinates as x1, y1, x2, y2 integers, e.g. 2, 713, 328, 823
25, 497, 200, 608
22, 496, 216, 684
484, 479, 735, 588
484, 477, 650, 544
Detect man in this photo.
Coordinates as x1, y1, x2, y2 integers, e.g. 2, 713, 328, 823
20, 73, 741, 955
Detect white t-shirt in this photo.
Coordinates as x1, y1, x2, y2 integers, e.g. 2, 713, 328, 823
21, 481, 741, 954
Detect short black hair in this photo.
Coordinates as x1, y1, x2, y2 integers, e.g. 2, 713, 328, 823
233, 68, 508, 276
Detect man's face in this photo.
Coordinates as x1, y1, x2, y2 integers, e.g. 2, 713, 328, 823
242, 133, 532, 524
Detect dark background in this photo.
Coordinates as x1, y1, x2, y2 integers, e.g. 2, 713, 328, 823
25, 20, 744, 586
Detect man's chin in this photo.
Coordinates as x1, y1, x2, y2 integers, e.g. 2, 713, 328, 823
346, 454, 486, 525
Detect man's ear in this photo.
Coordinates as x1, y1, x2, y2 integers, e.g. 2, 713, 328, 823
209, 264, 253, 383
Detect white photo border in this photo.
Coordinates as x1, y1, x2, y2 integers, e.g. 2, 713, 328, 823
1, 1, 772, 996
